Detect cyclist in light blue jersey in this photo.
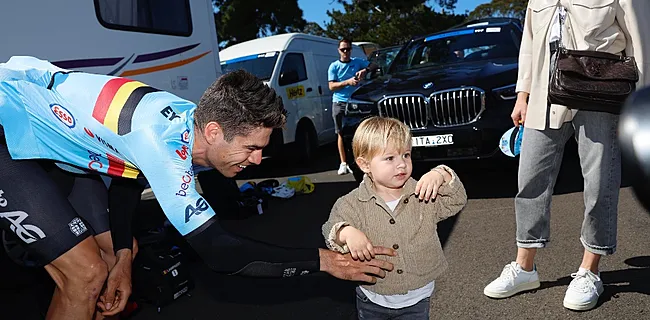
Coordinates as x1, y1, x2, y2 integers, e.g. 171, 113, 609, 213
0, 56, 395, 319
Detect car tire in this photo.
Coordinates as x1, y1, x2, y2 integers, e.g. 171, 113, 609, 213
294, 122, 317, 164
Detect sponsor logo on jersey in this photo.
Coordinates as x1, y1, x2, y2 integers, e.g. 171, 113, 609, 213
85, 150, 140, 178
184, 198, 209, 223
176, 170, 194, 197
84, 128, 120, 154
176, 145, 189, 160
50, 104, 76, 128
161, 106, 181, 121
87, 150, 104, 170
84, 127, 95, 138
180, 129, 190, 144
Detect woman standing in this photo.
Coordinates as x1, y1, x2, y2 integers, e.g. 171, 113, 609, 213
483, 0, 647, 311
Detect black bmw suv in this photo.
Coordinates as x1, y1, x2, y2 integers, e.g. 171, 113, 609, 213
341, 19, 523, 181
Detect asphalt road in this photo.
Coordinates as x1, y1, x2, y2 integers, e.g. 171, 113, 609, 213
1, 141, 648, 320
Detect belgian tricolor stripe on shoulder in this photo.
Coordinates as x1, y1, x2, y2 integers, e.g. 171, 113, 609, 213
92, 78, 160, 135
91, 77, 159, 179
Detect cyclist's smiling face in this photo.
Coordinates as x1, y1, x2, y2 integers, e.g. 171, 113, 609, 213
210, 126, 271, 177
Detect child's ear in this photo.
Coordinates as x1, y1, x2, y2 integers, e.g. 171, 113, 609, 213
356, 157, 370, 173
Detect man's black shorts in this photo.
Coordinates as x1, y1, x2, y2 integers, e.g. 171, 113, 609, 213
0, 127, 110, 266
332, 101, 347, 134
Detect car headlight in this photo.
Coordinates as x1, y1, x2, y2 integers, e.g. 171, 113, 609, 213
492, 84, 517, 100
346, 99, 375, 115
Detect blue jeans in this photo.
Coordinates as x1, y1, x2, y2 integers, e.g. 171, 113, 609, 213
355, 287, 430, 320
515, 110, 620, 255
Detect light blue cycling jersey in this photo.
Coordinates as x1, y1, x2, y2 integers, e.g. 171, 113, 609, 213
0, 56, 214, 236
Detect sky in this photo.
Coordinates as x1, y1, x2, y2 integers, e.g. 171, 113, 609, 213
297, 0, 493, 28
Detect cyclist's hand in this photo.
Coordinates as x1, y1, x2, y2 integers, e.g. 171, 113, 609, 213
97, 249, 133, 316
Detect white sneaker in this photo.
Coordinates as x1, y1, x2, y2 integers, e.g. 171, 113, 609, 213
337, 162, 351, 175
484, 262, 541, 298
563, 268, 604, 311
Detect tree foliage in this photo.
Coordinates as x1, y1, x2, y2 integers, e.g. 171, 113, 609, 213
468, 0, 527, 21
213, 0, 306, 48
212, 0, 474, 49
324, 0, 466, 47
302, 22, 327, 37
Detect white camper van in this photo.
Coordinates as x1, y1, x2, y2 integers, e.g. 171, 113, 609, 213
0, 0, 221, 103
219, 33, 366, 161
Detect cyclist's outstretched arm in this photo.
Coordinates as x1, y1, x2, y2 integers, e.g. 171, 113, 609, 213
131, 129, 320, 277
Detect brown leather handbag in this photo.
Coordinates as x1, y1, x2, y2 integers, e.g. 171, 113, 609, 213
547, 6, 639, 114
548, 48, 639, 114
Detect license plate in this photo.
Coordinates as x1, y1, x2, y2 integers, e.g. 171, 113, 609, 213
412, 134, 454, 147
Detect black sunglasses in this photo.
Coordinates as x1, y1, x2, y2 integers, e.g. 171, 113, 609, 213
339, 47, 351, 53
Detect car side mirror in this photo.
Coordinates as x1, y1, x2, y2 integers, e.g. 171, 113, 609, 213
279, 70, 299, 86
366, 67, 383, 80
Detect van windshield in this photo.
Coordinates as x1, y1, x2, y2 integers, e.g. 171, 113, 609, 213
221, 52, 279, 81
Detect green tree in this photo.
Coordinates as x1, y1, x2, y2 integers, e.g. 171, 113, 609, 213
468, 0, 528, 21
213, 0, 306, 49
325, 0, 465, 47
302, 22, 327, 37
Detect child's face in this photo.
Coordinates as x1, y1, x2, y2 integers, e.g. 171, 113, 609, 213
362, 145, 413, 190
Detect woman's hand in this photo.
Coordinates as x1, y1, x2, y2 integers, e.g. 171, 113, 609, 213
511, 92, 529, 126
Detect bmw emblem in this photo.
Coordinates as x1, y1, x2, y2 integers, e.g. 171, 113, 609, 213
423, 82, 433, 90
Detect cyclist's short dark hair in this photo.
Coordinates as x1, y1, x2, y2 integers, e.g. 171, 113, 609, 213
195, 70, 286, 141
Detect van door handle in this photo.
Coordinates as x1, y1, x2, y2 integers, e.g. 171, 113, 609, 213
318, 86, 322, 94
306, 87, 313, 92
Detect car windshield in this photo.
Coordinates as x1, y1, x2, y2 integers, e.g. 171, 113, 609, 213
368, 46, 402, 74
390, 25, 520, 73
221, 52, 279, 80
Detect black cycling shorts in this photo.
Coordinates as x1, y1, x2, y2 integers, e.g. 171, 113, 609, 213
0, 129, 110, 266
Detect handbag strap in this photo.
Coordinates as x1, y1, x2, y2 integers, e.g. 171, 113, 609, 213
558, 5, 567, 49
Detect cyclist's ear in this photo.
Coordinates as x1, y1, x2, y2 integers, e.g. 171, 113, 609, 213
202, 121, 224, 144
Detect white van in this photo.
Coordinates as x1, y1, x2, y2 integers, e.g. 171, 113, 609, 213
0, 0, 221, 103
353, 42, 381, 57
219, 33, 366, 161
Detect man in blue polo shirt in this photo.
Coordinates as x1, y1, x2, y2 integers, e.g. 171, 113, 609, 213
328, 38, 374, 175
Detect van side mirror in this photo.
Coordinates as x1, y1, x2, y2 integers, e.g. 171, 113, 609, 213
279, 70, 299, 86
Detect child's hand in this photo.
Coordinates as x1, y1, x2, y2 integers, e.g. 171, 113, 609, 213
339, 226, 374, 261
415, 167, 450, 201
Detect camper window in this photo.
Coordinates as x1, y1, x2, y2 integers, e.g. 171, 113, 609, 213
94, 0, 192, 36
278, 53, 307, 86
